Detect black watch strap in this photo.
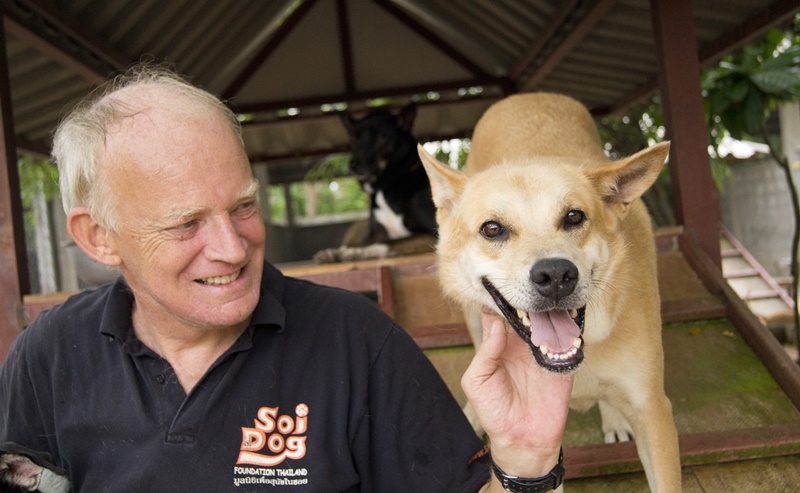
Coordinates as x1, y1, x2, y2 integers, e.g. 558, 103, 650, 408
491, 448, 564, 493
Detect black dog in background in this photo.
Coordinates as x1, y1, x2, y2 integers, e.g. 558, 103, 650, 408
313, 104, 437, 263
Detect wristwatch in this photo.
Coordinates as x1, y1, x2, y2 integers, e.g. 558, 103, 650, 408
491, 448, 564, 493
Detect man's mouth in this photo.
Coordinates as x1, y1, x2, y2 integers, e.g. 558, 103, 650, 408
481, 277, 585, 373
196, 268, 242, 285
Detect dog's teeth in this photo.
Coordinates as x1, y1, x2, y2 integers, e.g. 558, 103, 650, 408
516, 309, 526, 319
572, 337, 582, 348
539, 344, 549, 355
521, 314, 531, 327
570, 308, 578, 318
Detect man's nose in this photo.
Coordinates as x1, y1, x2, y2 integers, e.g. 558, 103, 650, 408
205, 216, 247, 263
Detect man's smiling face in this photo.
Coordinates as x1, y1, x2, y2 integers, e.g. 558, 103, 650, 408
102, 99, 265, 334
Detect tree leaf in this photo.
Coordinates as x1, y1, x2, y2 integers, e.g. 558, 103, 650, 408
752, 69, 800, 95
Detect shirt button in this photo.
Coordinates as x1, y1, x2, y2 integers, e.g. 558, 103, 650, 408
156, 373, 166, 384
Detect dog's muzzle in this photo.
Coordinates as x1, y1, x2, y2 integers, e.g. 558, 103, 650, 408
481, 277, 585, 373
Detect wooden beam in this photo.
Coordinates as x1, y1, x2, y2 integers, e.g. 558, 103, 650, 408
509, 0, 581, 82
336, 0, 356, 94
565, 424, 800, 479
13, 0, 129, 71
611, 1, 800, 115
0, 20, 28, 361
221, 0, 319, 100
232, 76, 504, 114
2, 0, 124, 84
373, 0, 487, 78
697, 0, 800, 67
519, 0, 617, 92
679, 232, 800, 410
651, 0, 721, 267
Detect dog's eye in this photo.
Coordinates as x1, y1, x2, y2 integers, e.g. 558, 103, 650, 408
564, 210, 585, 227
480, 220, 506, 239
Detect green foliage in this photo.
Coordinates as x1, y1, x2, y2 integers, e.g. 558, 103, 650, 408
704, 27, 800, 142
18, 156, 59, 229
598, 98, 664, 158
428, 139, 470, 170
18, 156, 59, 208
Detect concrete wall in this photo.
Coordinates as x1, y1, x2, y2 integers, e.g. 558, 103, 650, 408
720, 157, 796, 278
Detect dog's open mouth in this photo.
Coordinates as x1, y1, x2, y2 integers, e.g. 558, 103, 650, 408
481, 277, 585, 373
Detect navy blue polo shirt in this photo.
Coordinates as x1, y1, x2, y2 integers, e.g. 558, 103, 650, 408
0, 263, 490, 492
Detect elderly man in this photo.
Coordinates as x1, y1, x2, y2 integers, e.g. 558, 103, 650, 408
0, 65, 572, 492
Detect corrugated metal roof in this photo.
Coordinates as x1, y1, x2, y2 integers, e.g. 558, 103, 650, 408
2, 0, 798, 182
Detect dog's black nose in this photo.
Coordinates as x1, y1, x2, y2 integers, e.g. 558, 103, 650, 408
530, 258, 579, 300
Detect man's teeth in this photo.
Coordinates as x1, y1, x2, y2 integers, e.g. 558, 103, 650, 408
539, 340, 582, 361
198, 269, 241, 285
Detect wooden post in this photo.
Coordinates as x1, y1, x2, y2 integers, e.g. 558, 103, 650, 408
0, 21, 29, 361
650, 0, 722, 267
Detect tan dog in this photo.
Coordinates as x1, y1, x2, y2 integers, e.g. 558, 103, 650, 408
418, 93, 680, 492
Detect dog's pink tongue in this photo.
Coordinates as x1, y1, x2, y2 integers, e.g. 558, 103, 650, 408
528, 310, 580, 353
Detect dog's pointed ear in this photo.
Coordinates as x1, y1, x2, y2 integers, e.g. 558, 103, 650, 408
418, 144, 465, 216
340, 112, 356, 133
587, 141, 669, 214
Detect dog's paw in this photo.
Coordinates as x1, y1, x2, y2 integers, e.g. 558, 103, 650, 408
312, 248, 343, 264
599, 401, 635, 443
338, 244, 390, 261
313, 244, 392, 263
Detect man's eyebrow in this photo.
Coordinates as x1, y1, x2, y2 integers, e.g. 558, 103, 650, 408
162, 206, 202, 225
161, 179, 259, 225
238, 179, 260, 202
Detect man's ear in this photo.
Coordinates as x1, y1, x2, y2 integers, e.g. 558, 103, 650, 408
587, 141, 670, 215
67, 208, 122, 267
417, 144, 466, 219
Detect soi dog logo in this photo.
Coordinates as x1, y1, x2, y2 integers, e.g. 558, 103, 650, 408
237, 403, 309, 467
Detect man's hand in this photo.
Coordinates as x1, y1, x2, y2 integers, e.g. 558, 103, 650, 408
463, 311, 574, 489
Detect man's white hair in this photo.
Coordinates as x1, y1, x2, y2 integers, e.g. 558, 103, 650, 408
51, 63, 244, 232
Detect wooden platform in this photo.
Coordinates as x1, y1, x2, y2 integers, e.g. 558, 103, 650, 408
20, 229, 800, 490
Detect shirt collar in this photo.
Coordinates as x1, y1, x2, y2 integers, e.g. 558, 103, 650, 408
98, 262, 288, 342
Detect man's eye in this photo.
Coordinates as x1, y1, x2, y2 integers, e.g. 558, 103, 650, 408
175, 220, 198, 230
234, 202, 257, 217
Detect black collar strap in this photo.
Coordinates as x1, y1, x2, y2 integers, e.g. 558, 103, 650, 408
491, 448, 564, 493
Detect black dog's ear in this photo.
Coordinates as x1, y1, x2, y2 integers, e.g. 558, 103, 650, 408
397, 103, 417, 132
340, 112, 357, 133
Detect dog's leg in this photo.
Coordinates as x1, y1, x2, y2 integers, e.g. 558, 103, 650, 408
627, 392, 681, 493
598, 400, 634, 443
605, 392, 681, 493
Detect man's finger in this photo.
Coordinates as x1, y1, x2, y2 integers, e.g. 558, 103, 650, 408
462, 311, 507, 390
